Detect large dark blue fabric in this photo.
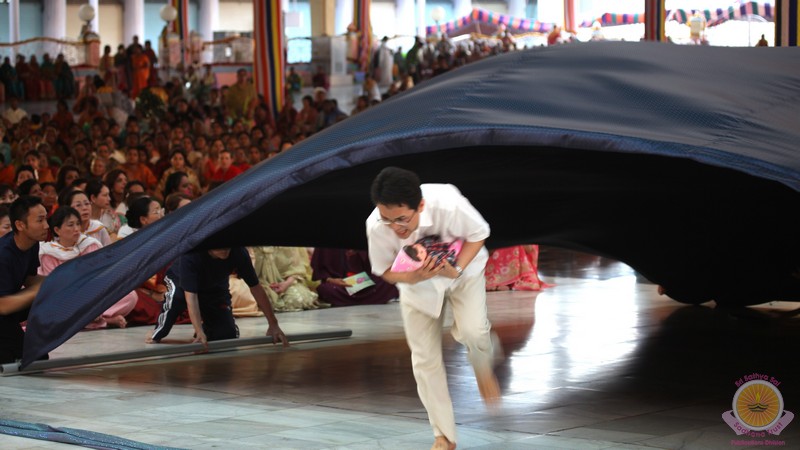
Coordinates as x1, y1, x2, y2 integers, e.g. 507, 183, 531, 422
22, 41, 800, 367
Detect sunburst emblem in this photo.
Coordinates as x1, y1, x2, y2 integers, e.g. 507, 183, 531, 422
733, 380, 783, 431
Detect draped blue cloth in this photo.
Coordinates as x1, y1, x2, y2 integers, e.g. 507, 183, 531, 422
22, 41, 800, 367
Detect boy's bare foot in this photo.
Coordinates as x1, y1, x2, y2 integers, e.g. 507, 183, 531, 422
476, 371, 502, 407
431, 436, 456, 450
107, 315, 127, 328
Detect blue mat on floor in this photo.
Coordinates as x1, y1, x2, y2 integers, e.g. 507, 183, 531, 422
0, 419, 185, 450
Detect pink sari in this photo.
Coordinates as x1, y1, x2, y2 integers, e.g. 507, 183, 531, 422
485, 245, 551, 291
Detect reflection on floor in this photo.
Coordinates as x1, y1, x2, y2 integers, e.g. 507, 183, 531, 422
2, 247, 799, 449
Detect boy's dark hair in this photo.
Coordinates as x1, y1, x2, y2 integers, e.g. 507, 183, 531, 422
370, 167, 422, 209
9, 195, 43, 233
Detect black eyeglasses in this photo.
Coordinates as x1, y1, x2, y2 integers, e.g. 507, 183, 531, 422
377, 209, 417, 227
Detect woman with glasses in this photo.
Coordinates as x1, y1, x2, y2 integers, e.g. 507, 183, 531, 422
116, 195, 168, 327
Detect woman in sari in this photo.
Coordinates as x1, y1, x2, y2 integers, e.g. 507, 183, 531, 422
250, 247, 326, 312
485, 245, 551, 291
39, 206, 136, 328
129, 46, 150, 99
311, 248, 399, 307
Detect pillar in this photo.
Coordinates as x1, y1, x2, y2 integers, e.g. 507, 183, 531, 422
309, 0, 336, 37
42, 0, 67, 40
8, 0, 20, 43
644, 0, 666, 42
89, 0, 100, 33
538, 0, 564, 25
453, 0, 472, 18
123, 0, 145, 46
417, 0, 426, 38
776, 0, 799, 46
396, 0, 416, 37
508, 0, 526, 19
335, 0, 354, 35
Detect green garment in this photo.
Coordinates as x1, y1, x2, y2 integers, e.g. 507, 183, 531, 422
225, 82, 256, 121
253, 246, 321, 312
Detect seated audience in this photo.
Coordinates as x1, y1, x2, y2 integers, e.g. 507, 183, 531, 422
0, 205, 10, 237
60, 188, 111, 247
38, 206, 136, 329
250, 246, 326, 312
485, 245, 550, 291
310, 248, 399, 307
85, 179, 121, 240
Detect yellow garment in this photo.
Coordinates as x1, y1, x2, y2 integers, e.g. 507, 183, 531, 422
253, 246, 321, 312
225, 82, 256, 120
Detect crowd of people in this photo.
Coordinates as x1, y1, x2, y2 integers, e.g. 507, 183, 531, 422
0, 32, 547, 365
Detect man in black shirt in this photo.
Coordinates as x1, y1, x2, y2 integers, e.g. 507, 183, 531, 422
0, 196, 49, 363
179, 247, 287, 348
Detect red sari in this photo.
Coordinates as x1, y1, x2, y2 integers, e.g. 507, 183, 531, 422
485, 245, 551, 291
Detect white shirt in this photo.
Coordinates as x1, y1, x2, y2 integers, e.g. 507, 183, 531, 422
366, 183, 490, 317
116, 224, 136, 239
2, 107, 28, 125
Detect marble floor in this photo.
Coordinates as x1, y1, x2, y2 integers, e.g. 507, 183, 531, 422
1, 247, 799, 449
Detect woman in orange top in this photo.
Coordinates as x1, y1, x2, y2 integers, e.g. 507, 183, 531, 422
129, 46, 150, 99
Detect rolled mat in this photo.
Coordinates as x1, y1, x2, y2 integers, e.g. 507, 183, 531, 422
1, 329, 352, 376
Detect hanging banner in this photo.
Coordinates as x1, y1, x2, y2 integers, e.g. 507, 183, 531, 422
254, 0, 284, 123
776, 0, 799, 46
355, 0, 372, 72
564, 0, 577, 33
644, 0, 666, 41
169, 0, 190, 66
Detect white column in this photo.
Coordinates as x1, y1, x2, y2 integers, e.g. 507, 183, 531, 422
42, 0, 67, 40
198, 0, 219, 42
508, 0, 526, 18
538, 0, 565, 25
453, 0, 472, 18
89, 0, 100, 33
335, 0, 354, 35
8, 0, 20, 43
416, 0, 426, 38
396, 0, 416, 38
123, 0, 145, 46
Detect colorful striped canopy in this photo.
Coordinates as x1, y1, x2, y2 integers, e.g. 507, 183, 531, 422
425, 7, 553, 37
580, 1, 774, 28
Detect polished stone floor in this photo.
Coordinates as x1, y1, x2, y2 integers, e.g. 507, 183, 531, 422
2, 247, 799, 449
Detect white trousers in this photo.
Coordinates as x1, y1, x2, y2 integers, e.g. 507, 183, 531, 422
400, 273, 494, 444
